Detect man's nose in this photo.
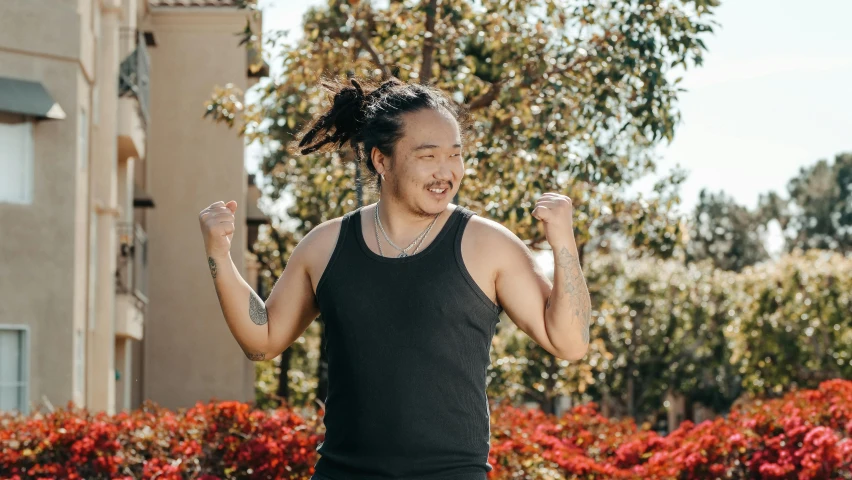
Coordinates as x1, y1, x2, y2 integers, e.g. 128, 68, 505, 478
435, 162, 454, 180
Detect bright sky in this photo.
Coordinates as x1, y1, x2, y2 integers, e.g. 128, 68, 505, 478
249, 0, 852, 215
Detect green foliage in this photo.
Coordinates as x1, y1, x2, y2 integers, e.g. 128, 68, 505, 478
730, 250, 852, 396
208, 0, 717, 255
484, 249, 852, 423
486, 314, 598, 413
686, 189, 769, 272
760, 152, 852, 254
485, 254, 735, 422
254, 326, 323, 409
586, 255, 741, 419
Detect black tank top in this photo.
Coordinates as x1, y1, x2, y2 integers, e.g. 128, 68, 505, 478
312, 204, 503, 480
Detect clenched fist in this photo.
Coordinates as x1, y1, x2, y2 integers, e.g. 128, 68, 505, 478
531, 192, 575, 246
199, 200, 237, 258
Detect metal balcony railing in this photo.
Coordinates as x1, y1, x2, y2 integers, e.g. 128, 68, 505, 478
118, 31, 150, 126
116, 222, 149, 307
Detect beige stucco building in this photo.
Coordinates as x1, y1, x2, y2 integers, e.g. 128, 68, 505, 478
0, 0, 268, 415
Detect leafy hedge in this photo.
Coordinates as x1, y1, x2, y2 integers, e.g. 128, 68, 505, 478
2, 380, 850, 479
485, 250, 852, 422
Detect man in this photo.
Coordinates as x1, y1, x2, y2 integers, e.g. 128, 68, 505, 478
198, 77, 592, 479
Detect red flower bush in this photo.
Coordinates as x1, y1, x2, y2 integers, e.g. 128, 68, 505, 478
0, 400, 323, 479
1, 380, 850, 479
488, 379, 852, 479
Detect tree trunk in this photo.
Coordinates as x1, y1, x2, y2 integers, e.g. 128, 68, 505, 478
626, 314, 640, 419
541, 393, 557, 416
276, 346, 292, 405
627, 376, 635, 419
419, 0, 439, 84
541, 354, 559, 415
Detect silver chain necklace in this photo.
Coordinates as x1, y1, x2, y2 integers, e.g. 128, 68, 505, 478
374, 201, 440, 258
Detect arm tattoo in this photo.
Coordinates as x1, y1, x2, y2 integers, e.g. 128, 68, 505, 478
249, 290, 268, 325
555, 247, 583, 295
245, 351, 266, 361
555, 247, 591, 345
208, 256, 217, 279
209, 257, 224, 302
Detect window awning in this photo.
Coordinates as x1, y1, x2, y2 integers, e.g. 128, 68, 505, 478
133, 184, 155, 209
0, 77, 66, 120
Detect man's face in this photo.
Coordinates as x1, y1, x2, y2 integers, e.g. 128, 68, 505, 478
384, 107, 464, 216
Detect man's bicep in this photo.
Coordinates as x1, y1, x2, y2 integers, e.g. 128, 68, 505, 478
493, 230, 562, 357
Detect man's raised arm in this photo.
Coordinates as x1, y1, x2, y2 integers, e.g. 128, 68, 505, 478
492, 193, 591, 361
198, 200, 322, 361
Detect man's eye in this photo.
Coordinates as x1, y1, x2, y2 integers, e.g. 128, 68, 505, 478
421, 155, 434, 159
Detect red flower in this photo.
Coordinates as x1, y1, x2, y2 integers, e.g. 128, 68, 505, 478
1, 380, 850, 479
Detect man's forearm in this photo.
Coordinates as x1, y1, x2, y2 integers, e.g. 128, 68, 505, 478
544, 235, 592, 359
207, 253, 270, 360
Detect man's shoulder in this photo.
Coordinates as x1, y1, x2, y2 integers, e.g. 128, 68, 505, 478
462, 209, 527, 256
464, 209, 516, 240
292, 212, 353, 265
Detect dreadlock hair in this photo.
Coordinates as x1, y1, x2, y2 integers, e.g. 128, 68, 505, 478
288, 75, 472, 192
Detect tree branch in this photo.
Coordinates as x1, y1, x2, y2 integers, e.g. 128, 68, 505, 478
467, 80, 505, 110
332, 0, 391, 80
420, 0, 439, 84
353, 26, 391, 80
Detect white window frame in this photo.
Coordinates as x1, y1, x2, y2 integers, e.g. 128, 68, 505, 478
0, 116, 35, 205
0, 324, 31, 415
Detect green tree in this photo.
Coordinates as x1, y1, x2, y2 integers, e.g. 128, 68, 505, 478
686, 189, 769, 272
759, 152, 852, 254
208, 0, 719, 408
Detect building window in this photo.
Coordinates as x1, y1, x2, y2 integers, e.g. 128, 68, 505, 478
0, 116, 34, 205
0, 325, 29, 414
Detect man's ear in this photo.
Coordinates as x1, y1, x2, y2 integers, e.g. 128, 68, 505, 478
370, 146, 389, 174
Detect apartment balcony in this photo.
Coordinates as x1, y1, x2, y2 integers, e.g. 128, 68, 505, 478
118, 31, 150, 162
115, 222, 148, 340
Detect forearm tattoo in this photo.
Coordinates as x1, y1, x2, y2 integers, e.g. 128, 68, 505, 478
208, 257, 267, 359
209, 257, 223, 302
249, 290, 268, 325
555, 247, 591, 345
208, 256, 217, 278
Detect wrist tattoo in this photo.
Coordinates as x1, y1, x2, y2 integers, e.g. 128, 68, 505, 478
208, 256, 217, 279
249, 290, 268, 326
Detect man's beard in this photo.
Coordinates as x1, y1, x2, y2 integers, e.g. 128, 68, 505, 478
382, 177, 446, 219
